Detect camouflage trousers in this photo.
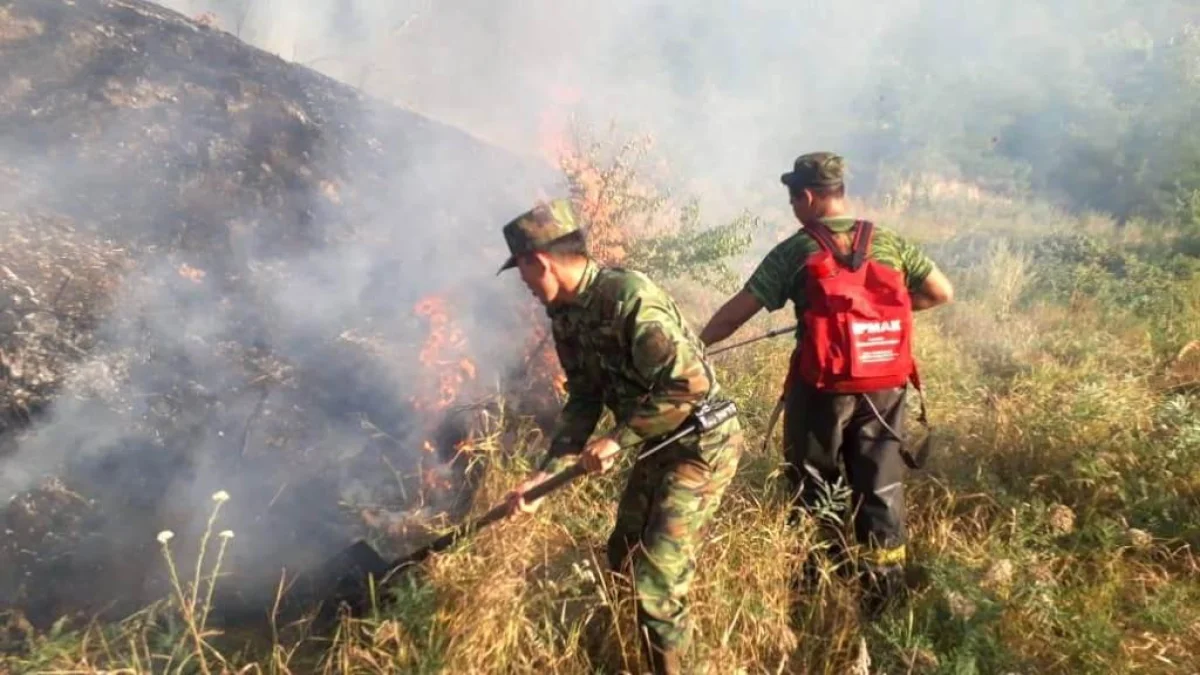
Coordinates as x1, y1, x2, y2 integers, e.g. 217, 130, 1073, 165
606, 415, 742, 658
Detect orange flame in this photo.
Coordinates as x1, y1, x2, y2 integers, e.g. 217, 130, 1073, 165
507, 312, 567, 413
412, 294, 477, 413
422, 467, 454, 493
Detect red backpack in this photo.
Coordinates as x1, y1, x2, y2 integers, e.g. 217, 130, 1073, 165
793, 220, 915, 393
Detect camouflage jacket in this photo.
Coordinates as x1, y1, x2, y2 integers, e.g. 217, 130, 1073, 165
745, 215, 938, 338
540, 260, 719, 472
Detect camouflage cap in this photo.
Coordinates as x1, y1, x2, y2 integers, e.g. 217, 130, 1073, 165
780, 151, 845, 190
497, 198, 582, 273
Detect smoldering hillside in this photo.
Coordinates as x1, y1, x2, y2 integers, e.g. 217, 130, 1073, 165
0, 0, 558, 625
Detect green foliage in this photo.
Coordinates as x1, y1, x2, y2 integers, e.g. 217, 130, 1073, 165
378, 575, 449, 674
624, 199, 755, 293
868, 559, 1015, 675
559, 126, 754, 292
853, 1, 1200, 226
931, 226, 1200, 356
1118, 397, 1200, 541
1027, 232, 1200, 350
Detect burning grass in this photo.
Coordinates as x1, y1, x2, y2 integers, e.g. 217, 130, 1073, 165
4, 197, 1200, 674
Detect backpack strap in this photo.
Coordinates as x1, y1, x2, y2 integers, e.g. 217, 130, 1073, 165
858, 364, 931, 470
848, 220, 874, 271
804, 220, 874, 271
802, 221, 847, 266
903, 365, 933, 469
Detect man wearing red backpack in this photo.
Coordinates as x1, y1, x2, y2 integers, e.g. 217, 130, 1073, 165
699, 152, 953, 614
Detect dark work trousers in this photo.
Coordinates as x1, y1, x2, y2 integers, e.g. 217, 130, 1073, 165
782, 382, 908, 554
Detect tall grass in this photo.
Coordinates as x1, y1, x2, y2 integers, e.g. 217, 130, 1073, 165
5, 200, 1200, 674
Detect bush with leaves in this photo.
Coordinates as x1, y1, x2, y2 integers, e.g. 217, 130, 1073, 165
557, 127, 754, 293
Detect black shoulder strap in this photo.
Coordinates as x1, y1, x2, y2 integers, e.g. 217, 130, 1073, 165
803, 221, 849, 267
848, 220, 874, 271
804, 220, 874, 271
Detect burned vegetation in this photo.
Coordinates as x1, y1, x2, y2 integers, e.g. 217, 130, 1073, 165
0, 0, 558, 633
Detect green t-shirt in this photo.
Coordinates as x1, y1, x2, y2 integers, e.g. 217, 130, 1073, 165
744, 216, 936, 331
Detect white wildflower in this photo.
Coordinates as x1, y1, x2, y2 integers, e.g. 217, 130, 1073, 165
1127, 528, 1152, 549
211, 490, 230, 503
571, 561, 597, 584
156, 530, 174, 544
218, 530, 235, 539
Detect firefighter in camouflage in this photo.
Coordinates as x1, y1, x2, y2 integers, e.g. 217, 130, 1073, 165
700, 152, 955, 615
501, 199, 743, 674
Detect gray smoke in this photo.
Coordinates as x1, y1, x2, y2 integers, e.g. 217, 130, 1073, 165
2, 0, 1195, 624
159, 0, 1200, 221
0, 0, 557, 622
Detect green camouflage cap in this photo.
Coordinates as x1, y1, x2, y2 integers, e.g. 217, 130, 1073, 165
497, 198, 582, 273
780, 151, 845, 190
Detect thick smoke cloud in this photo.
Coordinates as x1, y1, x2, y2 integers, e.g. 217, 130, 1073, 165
0, 0, 556, 621
160, 0, 919, 215
161, 0, 1200, 221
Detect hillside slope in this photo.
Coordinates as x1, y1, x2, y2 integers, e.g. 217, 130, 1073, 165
0, 0, 555, 625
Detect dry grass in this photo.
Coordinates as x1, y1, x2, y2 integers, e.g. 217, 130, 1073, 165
5, 199, 1200, 674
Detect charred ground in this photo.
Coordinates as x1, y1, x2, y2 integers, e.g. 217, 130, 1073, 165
0, 0, 557, 628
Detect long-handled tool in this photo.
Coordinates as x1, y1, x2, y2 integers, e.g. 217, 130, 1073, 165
307, 399, 739, 618
706, 324, 797, 357
702, 326, 797, 454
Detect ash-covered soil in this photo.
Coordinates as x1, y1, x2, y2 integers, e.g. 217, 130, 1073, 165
0, 0, 558, 629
